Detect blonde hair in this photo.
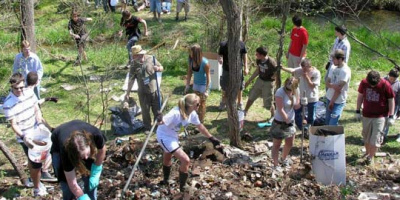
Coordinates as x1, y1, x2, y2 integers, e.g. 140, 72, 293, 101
189, 44, 203, 69
283, 77, 299, 107
21, 40, 30, 49
178, 93, 199, 120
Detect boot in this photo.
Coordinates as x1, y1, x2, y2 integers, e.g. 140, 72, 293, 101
160, 165, 171, 185
179, 171, 188, 192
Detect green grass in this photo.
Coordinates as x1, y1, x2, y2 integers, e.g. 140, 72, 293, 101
0, 1, 400, 198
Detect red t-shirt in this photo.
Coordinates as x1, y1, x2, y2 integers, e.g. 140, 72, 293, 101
289, 26, 309, 57
358, 79, 394, 118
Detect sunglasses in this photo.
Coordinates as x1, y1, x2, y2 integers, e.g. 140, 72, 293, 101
13, 86, 24, 90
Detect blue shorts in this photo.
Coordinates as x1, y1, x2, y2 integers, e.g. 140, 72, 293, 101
150, 0, 161, 13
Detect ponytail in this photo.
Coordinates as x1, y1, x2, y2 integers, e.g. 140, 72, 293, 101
178, 93, 199, 120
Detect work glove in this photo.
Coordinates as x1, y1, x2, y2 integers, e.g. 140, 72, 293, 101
355, 110, 362, 121
88, 163, 103, 191
23, 136, 35, 149
208, 136, 221, 148
388, 115, 395, 126
44, 97, 59, 103
300, 97, 308, 106
77, 194, 90, 200
325, 62, 331, 70
156, 111, 163, 123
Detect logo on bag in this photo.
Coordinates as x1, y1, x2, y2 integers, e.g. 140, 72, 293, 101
318, 150, 339, 160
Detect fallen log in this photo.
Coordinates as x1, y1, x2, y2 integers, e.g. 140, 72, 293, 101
0, 140, 28, 185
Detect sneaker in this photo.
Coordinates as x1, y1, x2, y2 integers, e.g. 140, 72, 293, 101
357, 156, 372, 166
184, 16, 187, 21
24, 178, 34, 188
175, 16, 179, 21
396, 135, 400, 142
33, 185, 48, 197
41, 172, 57, 182
268, 116, 275, 124
237, 103, 243, 110
158, 18, 162, 23
281, 158, 293, 168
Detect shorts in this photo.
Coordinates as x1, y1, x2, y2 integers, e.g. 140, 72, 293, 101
248, 78, 275, 108
176, 0, 189, 13
362, 117, 385, 147
220, 70, 244, 91
270, 120, 296, 140
150, 0, 161, 13
75, 33, 89, 48
157, 134, 180, 153
287, 53, 302, 68
20, 142, 42, 169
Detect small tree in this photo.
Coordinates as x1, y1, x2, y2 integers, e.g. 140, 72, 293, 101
219, 0, 242, 147
20, 0, 36, 52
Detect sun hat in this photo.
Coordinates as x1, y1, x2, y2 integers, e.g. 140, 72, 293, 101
131, 45, 147, 55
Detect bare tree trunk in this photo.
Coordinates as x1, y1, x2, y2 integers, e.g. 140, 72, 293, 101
0, 140, 28, 185
242, 0, 249, 42
20, 0, 36, 53
275, 0, 291, 89
219, 0, 241, 148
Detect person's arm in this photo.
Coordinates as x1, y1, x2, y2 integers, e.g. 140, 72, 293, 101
84, 17, 93, 22
185, 62, 193, 93
286, 42, 292, 59
245, 66, 260, 88
34, 103, 43, 124
65, 169, 85, 198
36, 57, 44, 85
124, 69, 136, 102
204, 63, 211, 95
275, 96, 290, 124
140, 18, 148, 36
388, 98, 395, 116
243, 53, 249, 75
281, 66, 295, 74
12, 54, 19, 74
68, 21, 80, 39
95, 145, 107, 166
303, 71, 316, 89
299, 44, 307, 59
356, 93, 363, 111
9, 119, 24, 139
196, 123, 212, 138
328, 80, 346, 110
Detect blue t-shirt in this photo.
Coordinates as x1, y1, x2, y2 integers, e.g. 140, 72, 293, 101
191, 57, 208, 86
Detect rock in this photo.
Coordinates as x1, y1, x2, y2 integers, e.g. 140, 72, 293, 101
254, 180, 263, 187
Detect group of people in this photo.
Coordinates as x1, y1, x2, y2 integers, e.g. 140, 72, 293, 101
4, 8, 400, 198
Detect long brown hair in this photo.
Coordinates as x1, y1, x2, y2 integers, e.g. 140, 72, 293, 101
189, 44, 203, 69
178, 93, 199, 120
64, 130, 97, 176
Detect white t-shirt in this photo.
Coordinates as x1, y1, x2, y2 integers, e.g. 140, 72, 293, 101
156, 107, 201, 140
326, 63, 351, 104
3, 88, 38, 143
274, 87, 297, 122
293, 67, 321, 103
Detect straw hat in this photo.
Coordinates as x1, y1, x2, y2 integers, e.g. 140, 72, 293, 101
131, 45, 147, 55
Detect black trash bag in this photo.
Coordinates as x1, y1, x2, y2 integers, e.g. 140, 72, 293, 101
109, 99, 144, 135
313, 101, 326, 126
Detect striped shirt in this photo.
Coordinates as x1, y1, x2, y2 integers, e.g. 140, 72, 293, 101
329, 36, 351, 63
3, 88, 38, 142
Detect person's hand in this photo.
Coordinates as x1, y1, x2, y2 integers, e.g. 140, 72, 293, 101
325, 62, 331, 70
118, 30, 123, 37
156, 111, 163, 123
355, 110, 361, 121
244, 67, 249, 75
204, 91, 209, 97
24, 137, 35, 149
77, 194, 90, 200
89, 163, 103, 191
208, 136, 221, 148
388, 115, 395, 126
328, 102, 334, 111
144, 31, 148, 37
285, 118, 291, 125
184, 85, 190, 94
73, 34, 80, 39
300, 97, 308, 106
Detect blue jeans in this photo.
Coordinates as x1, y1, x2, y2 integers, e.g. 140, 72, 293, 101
295, 102, 317, 129
325, 99, 345, 125
150, 0, 161, 13
52, 153, 97, 200
126, 36, 139, 62
383, 104, 399, 137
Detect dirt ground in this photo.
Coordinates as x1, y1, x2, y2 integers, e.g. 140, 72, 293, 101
1, 129, 399, 200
